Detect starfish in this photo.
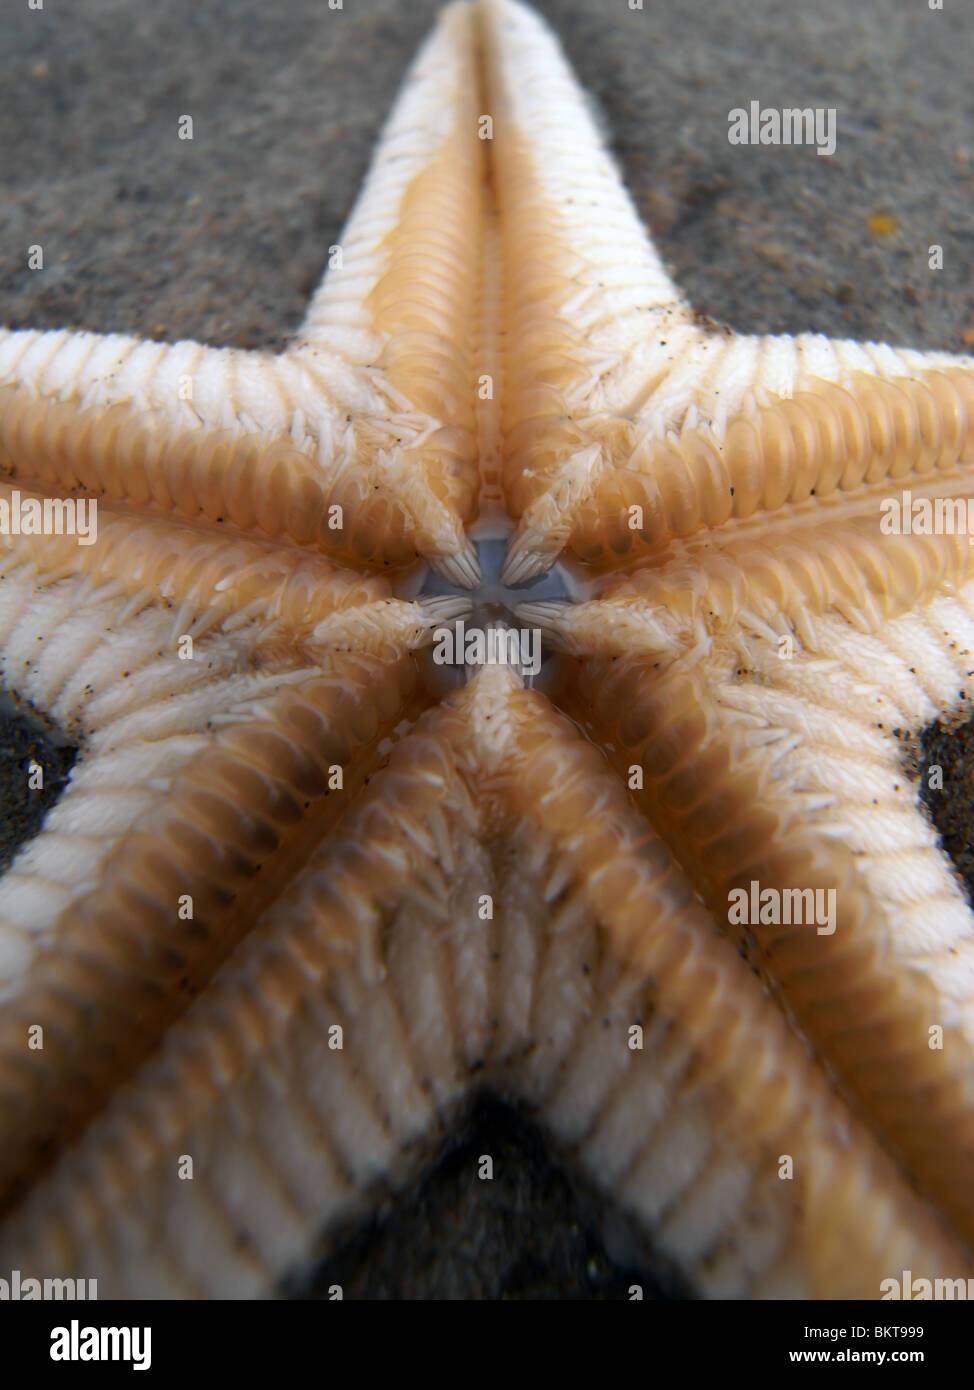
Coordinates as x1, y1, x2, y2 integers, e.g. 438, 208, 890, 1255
1, 0, 974, 1300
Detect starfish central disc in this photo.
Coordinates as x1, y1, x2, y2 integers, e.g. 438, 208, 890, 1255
400, 526, 581, 689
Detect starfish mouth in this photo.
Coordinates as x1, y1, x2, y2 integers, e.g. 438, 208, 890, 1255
397, 528, 586, 692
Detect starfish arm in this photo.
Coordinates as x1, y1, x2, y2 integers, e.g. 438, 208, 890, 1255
0, 666, 966, 1298
493, 670, 968, 1297
481, 0, 696, 373
524, 505, 974, 660
0, 680, 499, 1297
0, 324, 483, 576
0, 327, 371, 436
0, 489, 466, 665
477, 0, 703, 582
550, 577, 974, 1252
476, 8, 974, 582
0, 329, 360, 557
629, 333, 974, 445
0, 299, 482, 588
287, 0, 489, 584
502, 333, 974, 581
294, 0, 481, 360
0, 519, 436, 1211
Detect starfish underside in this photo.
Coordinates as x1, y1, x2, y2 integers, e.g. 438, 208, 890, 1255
1, 0, 974, 1299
